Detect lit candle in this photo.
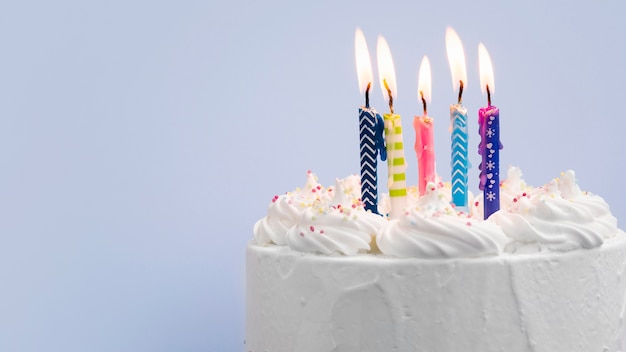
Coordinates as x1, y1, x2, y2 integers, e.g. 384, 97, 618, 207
377, 36, 407, 219
446, 27, 470, 209
477, 43, 503, 219
414, 56, 435, 196
355, 28, 386, 214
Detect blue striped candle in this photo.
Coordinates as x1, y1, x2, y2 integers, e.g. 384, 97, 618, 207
451, 104, 469, 208
446, 27, 471, 209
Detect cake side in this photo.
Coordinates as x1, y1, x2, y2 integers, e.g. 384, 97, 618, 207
246, 233, 626, 352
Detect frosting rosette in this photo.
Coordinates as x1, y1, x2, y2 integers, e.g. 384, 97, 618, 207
491, 170, 618, 252
377, 183, 508, 258
285, 175, 386, 255
254, 171, 331, 245
285, 205, 386, 255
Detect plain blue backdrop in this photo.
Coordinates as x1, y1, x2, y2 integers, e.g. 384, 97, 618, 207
0, 0, 625, 351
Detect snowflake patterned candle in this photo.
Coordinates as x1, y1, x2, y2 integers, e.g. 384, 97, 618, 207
377, 36, 407, 219
477, 43, 503, 219
355, 28, 386, 214
445, 27, 470, 209
414, 56, 435, 196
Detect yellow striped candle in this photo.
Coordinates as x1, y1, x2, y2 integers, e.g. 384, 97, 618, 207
377, 35, 407, 218
383, 113, 408, 218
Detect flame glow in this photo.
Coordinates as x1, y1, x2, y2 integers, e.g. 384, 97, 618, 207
376, 35, 397, 103
478, 43, 495, 96
445, 26, 467, 92
417, 56, 431, 104
355, 28, 373, 94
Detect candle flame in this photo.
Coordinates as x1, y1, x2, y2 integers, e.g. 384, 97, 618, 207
417, 56, 431, 104
478, 43, 495, 96
445, 26, 467, 93
355, 28, 373, 95
376, 35, 397, 103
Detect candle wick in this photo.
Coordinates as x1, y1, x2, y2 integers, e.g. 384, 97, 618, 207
486, 85, 491, 107
384, 79, 394, 114
458, 80, 464, 105
420, 91, 427, 115
365, 82, 371, 108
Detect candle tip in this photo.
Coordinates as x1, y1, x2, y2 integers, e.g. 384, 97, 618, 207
486, 84, 491, 106
365, 82, 371, 108
458, 80, 464, 105
420, 91, 427, 115
384, 79, 394, 114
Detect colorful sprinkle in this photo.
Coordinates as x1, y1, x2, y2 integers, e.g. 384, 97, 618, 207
309, 226, 315, 232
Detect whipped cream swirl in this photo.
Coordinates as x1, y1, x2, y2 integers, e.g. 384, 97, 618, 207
285, 175, 387, 255
254, 171, 331, 245
491, 170, 618, 252
377, 183, 508, 258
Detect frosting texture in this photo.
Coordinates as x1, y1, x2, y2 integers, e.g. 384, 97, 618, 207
491, 169, 618, 252
254, 168, 621, 258
377, 183, 508, 258
254, 171, 331, 246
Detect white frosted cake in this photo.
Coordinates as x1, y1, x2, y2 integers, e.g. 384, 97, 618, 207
246, 168, 626, 352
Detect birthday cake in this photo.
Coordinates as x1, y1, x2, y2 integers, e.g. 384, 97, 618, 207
246, 169, 626, 352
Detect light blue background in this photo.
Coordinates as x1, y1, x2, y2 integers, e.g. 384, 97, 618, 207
0, 0, 624, 351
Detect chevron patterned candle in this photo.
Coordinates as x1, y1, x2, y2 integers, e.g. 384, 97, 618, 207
477, 43, 503, 219
446, 27, 470, 208
377, 35, 407, 219
450, 105, 469, 207
355, 28, 386, 214
414, 56, 435, 196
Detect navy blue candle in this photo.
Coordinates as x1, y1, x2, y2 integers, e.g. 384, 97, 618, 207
359, 102, 386, 213
355, 28, 386, 214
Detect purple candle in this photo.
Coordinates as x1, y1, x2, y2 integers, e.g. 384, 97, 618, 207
477, 43, 503, 219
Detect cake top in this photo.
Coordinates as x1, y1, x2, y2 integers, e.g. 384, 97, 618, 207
253, 168, 620, 259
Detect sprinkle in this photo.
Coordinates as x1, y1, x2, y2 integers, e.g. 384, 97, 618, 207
309, 225, 315, 232
351, 204, 357, 209
522, 192, 527, 197
475, 201, 480, 207
316, 185, 321, 190
320, 230, 324, 234
299, 232, 305, 237
311, 189, 316, 193
513, 198, 518, 203
466, 222, 472, 226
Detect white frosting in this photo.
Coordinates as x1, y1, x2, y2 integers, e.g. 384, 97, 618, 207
377, 182, 508, 258
254, 168, 621, 258
285, 206, 385, 255
248, 168, 626, 351
254, 171, 331, 246
491, 169, 618, 253
246, 234, 626, 352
